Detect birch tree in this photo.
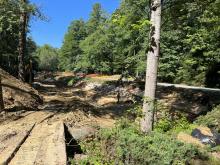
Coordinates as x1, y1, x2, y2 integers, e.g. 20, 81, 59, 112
141, 0, 162, 133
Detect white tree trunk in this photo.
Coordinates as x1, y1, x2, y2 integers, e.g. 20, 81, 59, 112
141, 0, 162, 133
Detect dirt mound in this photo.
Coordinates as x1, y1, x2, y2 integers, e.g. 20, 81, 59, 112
0, 68, 42, 111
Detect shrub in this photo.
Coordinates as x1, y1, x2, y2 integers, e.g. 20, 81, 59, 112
155, 116, 197, 135
79, 119, 207, 165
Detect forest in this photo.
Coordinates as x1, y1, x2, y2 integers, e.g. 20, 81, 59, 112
1, 0, 220, 87
0, 0, 220, 164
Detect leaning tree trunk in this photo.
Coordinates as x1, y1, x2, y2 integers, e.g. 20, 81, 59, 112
18, 0, 27, 82
141, 0, 162, 133
0, 75, 4, 113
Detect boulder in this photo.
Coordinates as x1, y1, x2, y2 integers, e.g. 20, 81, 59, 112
177, 126, 220, 148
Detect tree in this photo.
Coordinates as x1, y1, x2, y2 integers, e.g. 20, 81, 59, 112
25, 37, 37, 83
18, 0, 28, 81
59, 0, 220, 87
141, 0, 162, 133
0, 0, 44, 80
79, 25, 115, 74
0, 0, 20, 75
87, 3, 106, 35
59, 19, 87, 71
34, 44, 59, 71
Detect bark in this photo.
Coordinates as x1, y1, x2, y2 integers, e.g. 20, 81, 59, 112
29, 59, 33, 84
0, 75, 4, 112
141, 0, 162, 133
18, 0, 27, 82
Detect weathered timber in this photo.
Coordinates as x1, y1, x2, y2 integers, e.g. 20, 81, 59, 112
0, 124, 35, 165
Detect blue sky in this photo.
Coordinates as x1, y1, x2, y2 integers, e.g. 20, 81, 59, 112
30, 0, 120, 48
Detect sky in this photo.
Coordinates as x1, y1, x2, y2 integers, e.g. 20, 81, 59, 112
30, 0, 120, 48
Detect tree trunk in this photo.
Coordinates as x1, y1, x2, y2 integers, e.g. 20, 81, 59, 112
141, 0, 162, 133
0, 75, 4, 113
29, 59, 33, 84
18, 0, 27, 82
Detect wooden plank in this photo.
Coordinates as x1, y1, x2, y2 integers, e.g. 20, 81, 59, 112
0, 123, 35, 165
34, 122, 67, 165
9, 122, 67, 165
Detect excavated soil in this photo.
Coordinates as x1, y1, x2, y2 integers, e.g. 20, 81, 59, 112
0, 69, 42, 120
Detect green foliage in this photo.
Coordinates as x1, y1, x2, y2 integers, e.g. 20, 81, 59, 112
60, 1, 150, 76
78, 26, 115, 74
126, 102, 196, 134
195, 105, 220, 132
0, 0, 43, 76
170, 0, 220, 86
1, 0, 220, 86
59, 20, 87, 71
86, 3, 106, 35
67, 77, 81, 86
79, 119, 207, 165
155, 116, 197, 135
0, 0, 19, 74
34, 44, 59, 71
59, 0, 220, 87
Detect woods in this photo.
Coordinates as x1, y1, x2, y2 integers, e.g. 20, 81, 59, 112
1, 0, 220, 86
58, 0, 220, 87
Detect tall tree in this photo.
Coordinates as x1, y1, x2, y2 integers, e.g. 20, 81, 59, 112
141, 0, 162, 133
59, 19, 87, 71
18, 0, 28, 81
0, 0, 20, 75
87, 3, 106, 35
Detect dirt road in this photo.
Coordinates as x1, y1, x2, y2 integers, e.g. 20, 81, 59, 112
0, 73, 123, 165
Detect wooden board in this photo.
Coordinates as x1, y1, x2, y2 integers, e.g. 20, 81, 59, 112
9, 122, 67, 165
0, 123, 35, 165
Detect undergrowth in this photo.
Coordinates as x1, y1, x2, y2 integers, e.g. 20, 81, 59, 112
75, 119, 208, 165
71, 104, 220, 165
195, 105, 220, 132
